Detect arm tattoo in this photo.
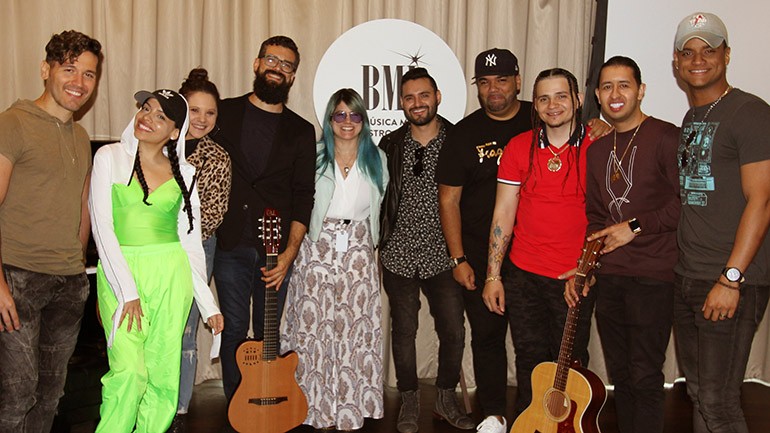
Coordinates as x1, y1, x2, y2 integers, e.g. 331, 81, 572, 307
487, 223, 512, 276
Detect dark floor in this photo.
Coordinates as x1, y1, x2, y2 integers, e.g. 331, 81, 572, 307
60, 379, 770, 433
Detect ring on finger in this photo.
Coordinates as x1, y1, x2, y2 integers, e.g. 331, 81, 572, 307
719, 313, 727, 319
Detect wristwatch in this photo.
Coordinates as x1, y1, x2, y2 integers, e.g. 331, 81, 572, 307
628, 218, 642, 235
722, 267, 745, 283
449, 255, 467, 268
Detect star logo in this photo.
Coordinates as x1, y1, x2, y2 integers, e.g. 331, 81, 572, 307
158, 89, 174, 99
392, 47, 428, 67
485, 54, 497, 67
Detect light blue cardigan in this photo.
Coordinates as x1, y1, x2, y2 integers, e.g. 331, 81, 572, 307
307, 144, 389, 244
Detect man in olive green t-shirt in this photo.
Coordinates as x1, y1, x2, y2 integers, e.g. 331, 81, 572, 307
0, 30, 101, 432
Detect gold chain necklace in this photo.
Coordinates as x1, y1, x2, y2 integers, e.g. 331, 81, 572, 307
611, 117, 645, 182
546, 144, 570, 172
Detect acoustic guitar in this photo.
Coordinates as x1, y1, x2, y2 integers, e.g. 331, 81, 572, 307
227, 208, 308, 433
510, 237, 607, 433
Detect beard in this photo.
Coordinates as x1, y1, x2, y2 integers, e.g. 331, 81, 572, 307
253, 69, 292, 105
404, 104, 438, 126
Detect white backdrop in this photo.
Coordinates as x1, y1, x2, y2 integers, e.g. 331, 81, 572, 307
605, 0, 770, 125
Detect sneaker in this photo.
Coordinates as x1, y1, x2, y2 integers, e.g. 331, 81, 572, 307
433, 388, 475, 430
397, 390, 420, 433
166, 414, 187, 433
476, 415, 506, 433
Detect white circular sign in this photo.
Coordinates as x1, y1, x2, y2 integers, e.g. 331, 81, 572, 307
313, 19, 467, 143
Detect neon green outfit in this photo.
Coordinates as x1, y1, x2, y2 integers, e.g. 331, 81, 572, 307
95, 179, 193, 433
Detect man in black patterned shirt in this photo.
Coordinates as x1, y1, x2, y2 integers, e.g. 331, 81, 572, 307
379, 68, 474, 433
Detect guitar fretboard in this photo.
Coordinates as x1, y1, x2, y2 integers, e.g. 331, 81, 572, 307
262, 253, 279, 361
553, 238, 602, 391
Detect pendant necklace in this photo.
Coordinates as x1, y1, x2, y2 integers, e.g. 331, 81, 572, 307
539, 124, 585, 173
336, 151, 357, 177
611, 117, 645, 183
56, 122, 77, 165
546, 144, 569, 172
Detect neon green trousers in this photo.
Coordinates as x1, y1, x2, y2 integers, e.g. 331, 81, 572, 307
95, 242, 193, 433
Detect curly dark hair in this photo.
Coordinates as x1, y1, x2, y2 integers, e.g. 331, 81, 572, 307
179, 68, 220, 102
45, 30, 102, 65
258, 35, 300, 68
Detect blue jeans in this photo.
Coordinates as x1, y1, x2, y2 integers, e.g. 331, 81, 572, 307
214, 244, 291, 400
382, 268, 466, 392
674, 274, 770, 433
595, 274, 673, 433
0, 265, 89, 433
176, 235, 217, 413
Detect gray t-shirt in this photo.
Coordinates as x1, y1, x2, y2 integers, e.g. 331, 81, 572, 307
676, 89, 770, 284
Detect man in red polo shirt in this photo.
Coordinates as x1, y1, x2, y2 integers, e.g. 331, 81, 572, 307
483, 68, 595, 418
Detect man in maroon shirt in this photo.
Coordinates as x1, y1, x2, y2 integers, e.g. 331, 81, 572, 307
565, 56, 680, 433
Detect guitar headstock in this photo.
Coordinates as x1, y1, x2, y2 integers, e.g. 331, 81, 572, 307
575, 236, 605, 281
260, 208, 281, 255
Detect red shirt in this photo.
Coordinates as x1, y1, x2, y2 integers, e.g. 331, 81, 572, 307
497, 127, 593, 278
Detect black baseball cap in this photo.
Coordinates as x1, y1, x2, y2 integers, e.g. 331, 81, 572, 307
134, 89, 187, 129
473, 48, 519, 80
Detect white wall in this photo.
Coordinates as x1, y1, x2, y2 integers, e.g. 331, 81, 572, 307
605, 1, 770, 125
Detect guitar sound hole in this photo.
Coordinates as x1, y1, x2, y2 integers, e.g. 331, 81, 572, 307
542, 388, 570, 422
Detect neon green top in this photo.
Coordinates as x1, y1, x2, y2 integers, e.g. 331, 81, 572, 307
112, 178, 181, 246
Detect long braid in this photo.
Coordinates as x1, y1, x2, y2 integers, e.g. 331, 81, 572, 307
131, 149, 153, 205
166, 140, 195, 233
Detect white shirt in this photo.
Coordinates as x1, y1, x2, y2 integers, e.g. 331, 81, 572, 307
325, 162, 371, 221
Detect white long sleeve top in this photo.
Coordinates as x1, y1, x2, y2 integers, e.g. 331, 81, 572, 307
89, 116, 220, 347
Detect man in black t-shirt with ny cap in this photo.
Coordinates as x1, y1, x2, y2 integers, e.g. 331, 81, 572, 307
437, 48, 530, 433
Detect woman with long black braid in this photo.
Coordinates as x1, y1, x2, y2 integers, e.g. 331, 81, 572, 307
90, 89, 224, 433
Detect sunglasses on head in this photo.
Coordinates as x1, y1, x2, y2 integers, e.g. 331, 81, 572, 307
332, 111, 363, 124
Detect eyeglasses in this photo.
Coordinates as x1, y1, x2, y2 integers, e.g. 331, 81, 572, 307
331, 111, 363, 124
413, 146, 425, 177
260, 54, 296, 74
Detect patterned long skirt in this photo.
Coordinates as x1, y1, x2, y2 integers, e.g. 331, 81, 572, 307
280, 218, 384, 430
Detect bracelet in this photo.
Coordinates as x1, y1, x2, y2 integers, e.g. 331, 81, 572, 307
715, 279, 740, 291
485, 275, 502, 283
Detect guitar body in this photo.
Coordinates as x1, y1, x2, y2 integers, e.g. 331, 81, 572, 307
511, 361, 606, 433
228, 339, 308, 433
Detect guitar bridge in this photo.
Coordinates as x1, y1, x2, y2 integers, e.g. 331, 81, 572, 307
247, 397, 289, 406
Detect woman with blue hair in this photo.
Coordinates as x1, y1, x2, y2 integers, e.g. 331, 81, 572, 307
281, 88, 388, 431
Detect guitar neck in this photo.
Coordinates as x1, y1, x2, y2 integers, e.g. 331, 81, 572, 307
552, 237, 602, 391
262, 253, 279, 361
554, 289, 583, 391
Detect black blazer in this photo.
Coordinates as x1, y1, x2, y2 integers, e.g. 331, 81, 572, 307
215, 94, 316, 252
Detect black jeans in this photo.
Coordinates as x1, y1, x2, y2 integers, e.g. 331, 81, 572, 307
214, 245, 291, 400
0, 265, 89, 433
595, 274, 673, 433
674, 274, 770, 433
505, 259, 596, 416
382, 267, 466, 392
462, 256, 511, 417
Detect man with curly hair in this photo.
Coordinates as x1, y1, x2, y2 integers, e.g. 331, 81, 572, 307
0, 29, 102, 432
